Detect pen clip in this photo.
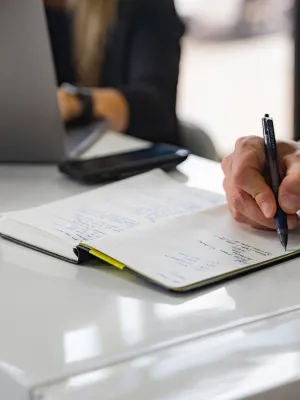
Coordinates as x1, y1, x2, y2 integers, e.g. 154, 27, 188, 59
262, 114, 281, 195
262, 115, 277, 161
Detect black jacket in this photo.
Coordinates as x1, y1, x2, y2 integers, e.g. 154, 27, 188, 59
45, 0, 185, 145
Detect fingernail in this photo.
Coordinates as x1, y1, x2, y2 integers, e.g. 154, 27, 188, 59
288, 215, 299, 230
281, 195, 300, 212
261, 202, 273, 218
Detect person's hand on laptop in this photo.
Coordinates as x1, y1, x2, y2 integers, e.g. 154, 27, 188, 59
222, 135, 300, 230
57, 88, 83, 122
57, 87, 129, 132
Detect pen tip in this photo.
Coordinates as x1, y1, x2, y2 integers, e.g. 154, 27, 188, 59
279, 232, 288, 252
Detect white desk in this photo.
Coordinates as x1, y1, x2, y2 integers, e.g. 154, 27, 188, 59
1, 132, 300, 399
35, 310, 300, 400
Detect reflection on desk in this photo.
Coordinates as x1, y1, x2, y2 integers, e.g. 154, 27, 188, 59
36, 311, 300, 400
0, 132, 300, 400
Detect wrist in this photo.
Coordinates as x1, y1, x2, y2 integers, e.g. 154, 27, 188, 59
68, 94, 83, 121
60, 83, 94, 125
92, 88, 129, 132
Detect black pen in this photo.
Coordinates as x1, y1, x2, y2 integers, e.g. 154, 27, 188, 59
262, 114, 288, 250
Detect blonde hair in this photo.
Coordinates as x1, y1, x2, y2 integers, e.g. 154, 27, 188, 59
69, 0, 118, 87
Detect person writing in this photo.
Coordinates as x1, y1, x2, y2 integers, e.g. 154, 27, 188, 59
222, 135, 300, 230
44, 0, 185, 145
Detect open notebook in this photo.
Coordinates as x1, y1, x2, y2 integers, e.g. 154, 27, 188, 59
1, 169, 300, 292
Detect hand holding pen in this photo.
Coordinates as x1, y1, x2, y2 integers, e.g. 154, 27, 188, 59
222, 126, 300, 236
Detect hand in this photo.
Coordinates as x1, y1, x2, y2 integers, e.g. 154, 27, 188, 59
57, 89, 83, 123
222, 135, 300, 230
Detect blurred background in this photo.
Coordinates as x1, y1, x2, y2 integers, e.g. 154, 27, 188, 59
175, 0, 295, 157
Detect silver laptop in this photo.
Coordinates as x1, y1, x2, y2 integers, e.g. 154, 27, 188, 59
0, 0, 105, 163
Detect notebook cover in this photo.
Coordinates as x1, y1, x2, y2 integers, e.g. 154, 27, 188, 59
0, 234, 79, 264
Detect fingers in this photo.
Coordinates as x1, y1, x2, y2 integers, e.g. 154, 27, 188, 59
231, 137, 277, 218
222, 136, 300, 231
228, 206, 273, 230
233, 165, 276, 218
224, 177, 299, 230
228, 205, 299, 231
224, 178, 277, 229
279, 151, 300, 214
57, 89, 82, 122
57, 90, 68, 121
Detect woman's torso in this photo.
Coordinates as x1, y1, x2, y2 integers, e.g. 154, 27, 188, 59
45, 1, 133, 87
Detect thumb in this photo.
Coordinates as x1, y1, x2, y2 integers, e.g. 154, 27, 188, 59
279, 174, 300, 214
279, 155, 300, 213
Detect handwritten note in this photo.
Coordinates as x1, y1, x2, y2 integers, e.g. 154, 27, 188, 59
87, 205, 300, 289
3, 170, 225, 245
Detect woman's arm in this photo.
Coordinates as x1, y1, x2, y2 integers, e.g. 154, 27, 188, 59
59, 0, 185, 143
45, 1, 129, 131
58, 88, 129, 132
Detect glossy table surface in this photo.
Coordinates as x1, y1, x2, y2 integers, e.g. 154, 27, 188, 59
1, 132, 300, 398
36, 310, 300, 400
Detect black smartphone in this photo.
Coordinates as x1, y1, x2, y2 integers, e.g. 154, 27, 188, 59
58, 144, 190, 183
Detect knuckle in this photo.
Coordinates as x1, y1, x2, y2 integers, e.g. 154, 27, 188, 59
250, 186, 267, 202
235, 135, 262, 152
221, 154, 233, 174
221, 157, 228, 173
235, 137, 264, 171
230, 190, 244, 213
232, 169, 247, 189
255, 195, 267, 207
235, 137, 248, 152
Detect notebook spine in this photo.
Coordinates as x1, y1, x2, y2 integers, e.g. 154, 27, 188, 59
74, 245, 94, 264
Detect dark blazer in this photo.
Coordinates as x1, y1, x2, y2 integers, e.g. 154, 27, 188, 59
45, 0, 185, 145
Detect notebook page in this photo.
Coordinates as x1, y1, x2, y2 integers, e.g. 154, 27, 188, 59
1, 170, 225, 247
86, 205, 300, 289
